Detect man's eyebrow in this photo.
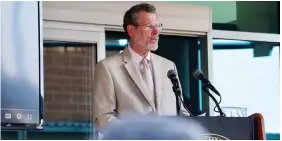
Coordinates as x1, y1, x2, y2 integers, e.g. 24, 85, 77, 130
141, 22, 159, 25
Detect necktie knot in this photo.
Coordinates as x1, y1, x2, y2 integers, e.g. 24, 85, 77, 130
140, 58, 149, 69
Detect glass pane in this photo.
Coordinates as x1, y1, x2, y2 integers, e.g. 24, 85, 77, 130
221, 107, 247, 117
169, 1, 279, 34
212, 39, 279, 133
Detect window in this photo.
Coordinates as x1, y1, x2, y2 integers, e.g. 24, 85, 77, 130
212, 40, 279, 133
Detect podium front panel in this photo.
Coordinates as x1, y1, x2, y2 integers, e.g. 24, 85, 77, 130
168, 116, 255, 140
193, 117, 254, 140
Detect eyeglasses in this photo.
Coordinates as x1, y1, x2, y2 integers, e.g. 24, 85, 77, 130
134, 23, 163, 30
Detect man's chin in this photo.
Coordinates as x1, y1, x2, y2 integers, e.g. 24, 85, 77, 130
148, 45, 158, 51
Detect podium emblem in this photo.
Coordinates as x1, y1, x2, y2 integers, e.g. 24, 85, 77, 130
202, 133, 229, 140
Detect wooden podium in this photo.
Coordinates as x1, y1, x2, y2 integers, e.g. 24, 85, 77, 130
93, 113, 266, 140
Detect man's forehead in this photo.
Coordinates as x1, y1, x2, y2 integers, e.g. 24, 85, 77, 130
136, 11, 158, 23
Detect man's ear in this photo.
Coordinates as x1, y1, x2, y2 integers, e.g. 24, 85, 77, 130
127, 25, 135, 38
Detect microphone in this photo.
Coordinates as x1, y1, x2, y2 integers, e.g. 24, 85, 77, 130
193, 69, 225, 116
193, 69, 220, 96
167, 70, 194, 116
167, 70, 180, 91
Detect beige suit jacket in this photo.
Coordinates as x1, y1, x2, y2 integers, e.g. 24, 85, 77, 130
93, 47, 189, 131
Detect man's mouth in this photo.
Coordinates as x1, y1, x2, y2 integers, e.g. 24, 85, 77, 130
151, 38, 158, 42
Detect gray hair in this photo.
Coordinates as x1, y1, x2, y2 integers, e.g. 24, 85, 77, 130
101, 116, 207, 140
123, 3, 157, 39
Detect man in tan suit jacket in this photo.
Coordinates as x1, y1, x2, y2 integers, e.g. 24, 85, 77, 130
93, 3, 190, 132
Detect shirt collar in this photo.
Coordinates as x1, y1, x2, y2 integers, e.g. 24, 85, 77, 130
128, 44, 151, 63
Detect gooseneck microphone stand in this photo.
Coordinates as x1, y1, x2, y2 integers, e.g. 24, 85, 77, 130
202, 84, 226, 117
168, 70, 194, 116
172, 85, 181, 116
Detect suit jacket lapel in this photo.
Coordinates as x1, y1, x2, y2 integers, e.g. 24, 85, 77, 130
123, 47, 156, 111
151, 53, 163, 113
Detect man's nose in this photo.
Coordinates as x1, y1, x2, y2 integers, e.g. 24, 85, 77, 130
151, 26, 159, 35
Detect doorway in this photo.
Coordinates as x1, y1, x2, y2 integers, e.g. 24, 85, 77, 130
105, 31, 205, 116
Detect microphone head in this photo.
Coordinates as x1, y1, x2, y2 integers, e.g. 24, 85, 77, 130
167, 69, 176, 79
193, 69, 204, 80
